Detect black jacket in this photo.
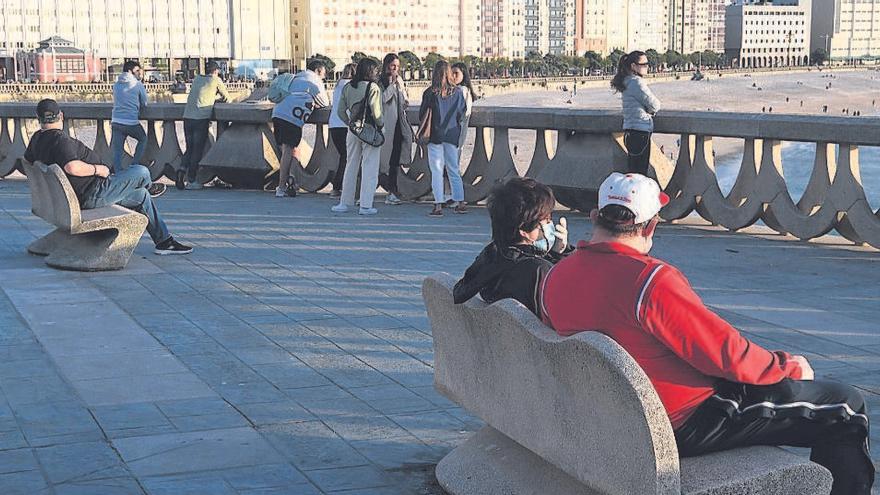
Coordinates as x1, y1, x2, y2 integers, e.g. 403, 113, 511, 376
453, 243, 570, 315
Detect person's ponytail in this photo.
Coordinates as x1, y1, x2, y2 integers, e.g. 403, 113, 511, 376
610, 53, 631, 93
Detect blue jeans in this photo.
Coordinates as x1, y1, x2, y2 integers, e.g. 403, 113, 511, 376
110, 123, 147, 172
81, 165, 170, 245
428, 142, 464, 204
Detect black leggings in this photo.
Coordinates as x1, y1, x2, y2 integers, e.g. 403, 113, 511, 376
676, 379, 874, 495
329, 127, 348, 192
378, 124, 403, 195
623, 129, 651, 175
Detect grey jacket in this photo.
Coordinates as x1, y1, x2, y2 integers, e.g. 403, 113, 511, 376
111, 72, 147, 126
621, 75, 660, 133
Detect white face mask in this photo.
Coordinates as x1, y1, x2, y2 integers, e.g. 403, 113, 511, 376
533, 221, 556, 253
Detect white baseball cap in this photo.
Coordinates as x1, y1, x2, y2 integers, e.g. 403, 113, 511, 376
598, 173, 669, 224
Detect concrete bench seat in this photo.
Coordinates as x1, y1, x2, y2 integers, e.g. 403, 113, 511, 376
422, 273, 833, 495
23, 161, 147, 271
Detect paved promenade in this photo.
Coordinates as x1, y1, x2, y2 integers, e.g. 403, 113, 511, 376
0, 176, 877, 494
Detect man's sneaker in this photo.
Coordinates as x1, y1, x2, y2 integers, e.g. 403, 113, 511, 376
358, 207, 378, 216
175, 170, 186, 190
331, 203, 349, 213
284, 177, 298, 197
148, 182, 167, 198
385, 193, 402, 205
329, 189, 342, 198
184, 181, 203, 190
275, 186, 287, 198
154, 237, 193, 255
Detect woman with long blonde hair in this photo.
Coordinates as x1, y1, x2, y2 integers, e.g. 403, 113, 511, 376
418, 60, 467, 217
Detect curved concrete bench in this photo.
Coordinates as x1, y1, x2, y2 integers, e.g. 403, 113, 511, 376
23, 161, 147, 271
422, 273, 832, 495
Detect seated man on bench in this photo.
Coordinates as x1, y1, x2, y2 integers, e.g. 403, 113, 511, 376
24, 99, 192, 255
540, 172, 873, 495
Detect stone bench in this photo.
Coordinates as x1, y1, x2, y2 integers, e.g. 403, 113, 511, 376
23, 161, 147, 271
422, 273, 833, 495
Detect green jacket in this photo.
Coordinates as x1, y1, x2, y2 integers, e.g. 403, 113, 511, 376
183, 74, 231, 120
336, 81, 383, 130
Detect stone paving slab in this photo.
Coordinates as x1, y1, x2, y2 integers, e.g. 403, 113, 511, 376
0, 178, 878, 493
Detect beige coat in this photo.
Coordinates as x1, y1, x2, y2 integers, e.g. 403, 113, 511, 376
379, 78, 413, 172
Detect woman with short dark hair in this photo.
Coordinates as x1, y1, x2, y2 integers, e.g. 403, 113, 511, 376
453, 177, 570, 315
611, 50, 661, 175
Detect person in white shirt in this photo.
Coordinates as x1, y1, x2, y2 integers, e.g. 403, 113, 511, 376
328, 63, 356, 197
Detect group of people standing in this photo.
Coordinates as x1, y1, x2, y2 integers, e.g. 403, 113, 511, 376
270, 53, 477, 216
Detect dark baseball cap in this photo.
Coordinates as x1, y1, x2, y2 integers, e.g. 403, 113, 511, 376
36, 99, 61, 123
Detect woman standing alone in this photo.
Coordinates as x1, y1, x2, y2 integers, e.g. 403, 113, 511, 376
611, 50, 661, 176
420, 60, 468, 217
331, 58, 384, 215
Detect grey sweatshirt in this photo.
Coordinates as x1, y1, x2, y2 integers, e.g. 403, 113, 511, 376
111, 72, 147, 126
621, 75, 660, 133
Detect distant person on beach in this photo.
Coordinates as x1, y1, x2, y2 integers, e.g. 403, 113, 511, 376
177, 61, 230, 190
271, 60, 330, 198
328, 63, 357, 198
377, 53, 411, 206
454, 177, 569, 315
612, 50, 660, 176
541, 172, 874, 495
25, 99, 191, 255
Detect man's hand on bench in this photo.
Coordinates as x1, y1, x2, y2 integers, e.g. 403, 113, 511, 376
792, 355, 815, 381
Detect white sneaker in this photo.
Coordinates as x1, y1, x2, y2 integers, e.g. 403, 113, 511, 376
331, 203, 349, 213
385, 193, 402, 205
358, 207, 378, 216
275, 186, 286, 198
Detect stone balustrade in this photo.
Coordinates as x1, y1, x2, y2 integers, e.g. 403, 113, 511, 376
0, 82, 254, 94
1, 101, 879, 248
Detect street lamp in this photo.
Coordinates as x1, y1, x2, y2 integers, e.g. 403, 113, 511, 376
819, 33, 831, 64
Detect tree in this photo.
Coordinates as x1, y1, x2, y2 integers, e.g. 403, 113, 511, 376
811, 48, 829, 65
423, 52, 445, 71
688, 51, 703, 68
309, 53, 335, 73
583, 50, 604, 70
524, 51, 545, 76
608, 49, 626, 71
701, 50, 721, 68
351, 52, 369, 63
645, 49, 662, 70
398, 50, 422, 72
664, 49, 684, 69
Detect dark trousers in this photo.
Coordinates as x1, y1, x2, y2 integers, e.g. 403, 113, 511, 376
181, 118, 211, 181
329, 127, 348, 192
623, 129, 651, 175
378, 124, 403, 195
675, 379, 874, 495
109, 123, 147, 172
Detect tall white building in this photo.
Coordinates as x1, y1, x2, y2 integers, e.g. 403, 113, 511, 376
291, 0, 476, 70
0, 0, 289, 80
525, 0, 575, 56
725, 0, 812, 68
574, 0, 666, 54
669, 0, 729, 55
482, 0, 527, 59
811, 0, 880, 61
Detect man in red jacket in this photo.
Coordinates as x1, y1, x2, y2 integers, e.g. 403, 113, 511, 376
540, 173, 873, 495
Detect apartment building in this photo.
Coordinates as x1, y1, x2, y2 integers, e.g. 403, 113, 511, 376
812, 0, 880, 61
725, 0, 812, 68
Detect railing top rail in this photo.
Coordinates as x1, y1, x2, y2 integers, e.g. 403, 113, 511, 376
1, 102, 878, 146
